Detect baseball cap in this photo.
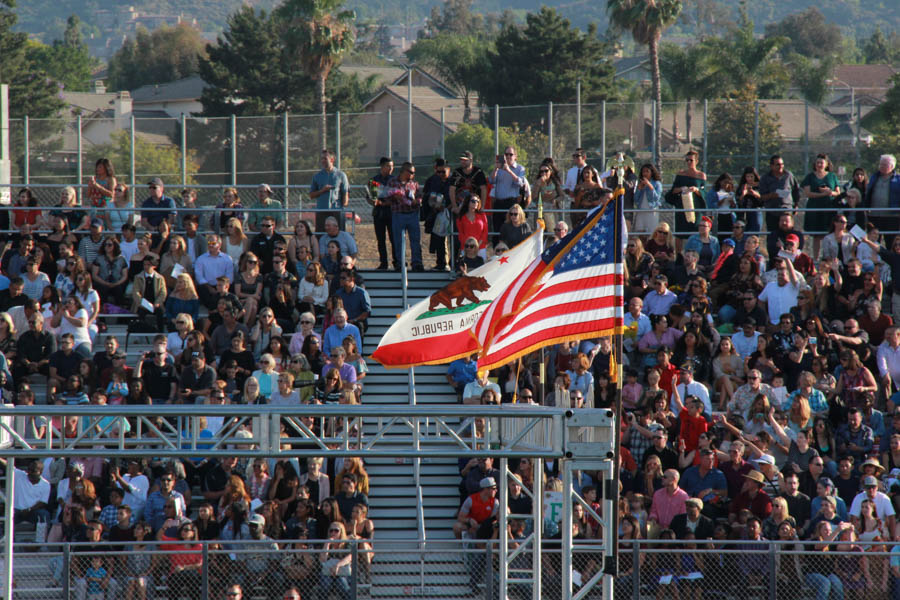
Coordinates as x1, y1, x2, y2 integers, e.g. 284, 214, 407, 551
685, 497, 703, 510
863, 475, 879, 487
248, 513, 266, 526
147, 177, 164, 187
459, 151, 474, 161
785, 234, 800, 245
191, 351, 201, 359
722, 238, 736, 247
734, 220, 746, 227
480, 477, 497, 489
743, 317, 757, 327
258, 183, 273, 194
90, 217, 103, 228
679, 362, 694, 372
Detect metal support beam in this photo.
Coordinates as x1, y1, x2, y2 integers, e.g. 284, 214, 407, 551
387, 108, 392, 158
336, 111, 342, 171
181, 113, 187, 187
548, 102, 554, 158
407, 69, 413, 163
230, 114, 237, 186
576, 80, 582, 147
702, 100, 708, 177
283, 112, 290, 214
129, 116, 136, 192
494, 104, 500, 156
753, 101, 760, 172
76, 114, 83, 204
4, 459, 15, 599
601, 101, 606, 168
22, 115, 28, 185
440, 107, 446, 159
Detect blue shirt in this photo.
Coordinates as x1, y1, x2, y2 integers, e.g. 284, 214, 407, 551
193, 252, 234, 287
320, 362, 357, 384
318, 231, 358, 257
334, 286, 371, 321
322, 322, 362, 357
489, 163, 528, 200
311, 168, 349, 210
0, 274, 10, 291
140, 195, 177, 227
680, 466, 727, 503
447, 359, 478, 385
144, 490, 186, 531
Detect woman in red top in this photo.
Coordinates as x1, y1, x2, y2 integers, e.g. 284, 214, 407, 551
13, 188, 43, 228
161, 521, 203, 599
456, 194, 489, 259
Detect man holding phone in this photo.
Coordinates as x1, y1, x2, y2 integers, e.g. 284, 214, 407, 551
489, 146, 530, 246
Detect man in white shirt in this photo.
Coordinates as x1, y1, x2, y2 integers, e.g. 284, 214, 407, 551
463, 371, 502, 404
758, 256, 800, 327
732, 318, 761, 359
672, 363, 711, 415
112, 458, 150, 521
849, 475, 896, 533
564, 148, 588, 198
194, 235, 235, 309
5, 459, 51, 525
877, 327, 900, 395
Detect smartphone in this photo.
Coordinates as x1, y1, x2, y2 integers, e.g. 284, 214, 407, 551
809, 337, 817, 345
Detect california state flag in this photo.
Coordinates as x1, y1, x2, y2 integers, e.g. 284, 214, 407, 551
371, 228, 544, 368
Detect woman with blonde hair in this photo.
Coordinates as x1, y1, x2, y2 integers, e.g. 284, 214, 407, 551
166, 313, 194, 354
159, 234, 193, 290
762, 496, 794, 540
235, 252, 263, 325
52, 186, 90, 233
298, 262, 329, 316
0, 312, 16, 359
300, 457, 331, 505
217, 474, 252, 521
499, 204, 531, 249
251, 309, 283, 359
319, 519, 352, 594
214, 188, 244, 234
252, 353, 279, 398
164, 273, 200, 326
223, 217, 249, 265
644, 222, 676, 264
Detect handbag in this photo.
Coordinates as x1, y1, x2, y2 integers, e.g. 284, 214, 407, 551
34, 518, 48, 544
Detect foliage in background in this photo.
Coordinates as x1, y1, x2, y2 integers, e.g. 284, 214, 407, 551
25, 15, 98, 92
107, 24, 208, 91
92, 130, 199, 183
763, 8, 841, 61
406, 33, 487, 123
861, 74, 900, 166
706, 85, 782, 174
443, 124, 526, 174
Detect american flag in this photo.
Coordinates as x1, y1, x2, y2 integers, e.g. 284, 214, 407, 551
475, 197, 625, 371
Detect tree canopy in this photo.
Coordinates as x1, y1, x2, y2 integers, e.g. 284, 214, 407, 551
479, 7, 616, 108
406, 33, 487, 122
107, 24, 208, 92
764, 8, 841, 60
24, 15, 98, 92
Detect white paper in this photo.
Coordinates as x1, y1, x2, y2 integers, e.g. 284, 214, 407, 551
171, 263, 185, 277
140, 298, 154, 312
682, 192, 696, 224
659, 575, 674, 585
250, 498, 263, 512
572, 570, 583, 587
849, 224, 866, 240
682, 572, 704, 580
777, 250, 794, 260
776, 188, 791, 199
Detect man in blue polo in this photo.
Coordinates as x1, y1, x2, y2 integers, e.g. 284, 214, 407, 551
309, 149, 349, 232
680, 449, 728, 518
489, 146, 530, 246
333, 270, 371, 336
322, 308, 362, 357
140, 177, 177, 230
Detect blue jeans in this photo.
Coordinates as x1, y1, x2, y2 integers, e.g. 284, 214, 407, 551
805, 572, 844, 600
318, 573, 351, 600
392, 211, 423, 269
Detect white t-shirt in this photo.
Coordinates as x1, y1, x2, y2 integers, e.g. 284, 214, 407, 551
121, 473, 149, 518
758, 280, 800, 325
13, 468, 51, 511
849, 491, 896, 520
731, 331, 761, 359
60, 308, 92, 347
564, 166, 582, 194
119, 239, 139, 264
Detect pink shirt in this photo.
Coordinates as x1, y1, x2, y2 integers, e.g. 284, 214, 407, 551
622, 383, 643, 409
649, 486, 689, 528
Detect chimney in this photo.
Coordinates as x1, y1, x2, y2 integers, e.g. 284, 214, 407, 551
94, 80, 107, 94
114, 91, 132, 127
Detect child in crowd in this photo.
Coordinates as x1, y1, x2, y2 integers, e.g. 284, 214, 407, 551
105, 369, 129, 405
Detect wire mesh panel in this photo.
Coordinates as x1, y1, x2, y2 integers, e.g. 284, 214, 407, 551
188, 116, 232, 188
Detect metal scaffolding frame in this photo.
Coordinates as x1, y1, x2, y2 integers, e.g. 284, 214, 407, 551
0, 404, 616, 600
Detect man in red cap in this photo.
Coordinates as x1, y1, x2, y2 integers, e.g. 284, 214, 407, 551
781, 233, 815, 276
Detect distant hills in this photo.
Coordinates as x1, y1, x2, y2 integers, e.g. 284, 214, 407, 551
14, 0, 900, 46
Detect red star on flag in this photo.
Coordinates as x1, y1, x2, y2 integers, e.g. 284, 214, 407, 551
499, 256, 510, 264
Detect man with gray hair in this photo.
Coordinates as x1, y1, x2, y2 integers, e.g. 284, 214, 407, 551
865, 154, 900, 241
321, 308, 361, 357
317, 216, 358, 258
649, 468, 688, 529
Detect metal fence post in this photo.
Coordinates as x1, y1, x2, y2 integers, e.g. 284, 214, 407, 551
387, 108, 392, 158
23, 115, 28, 185
601, 100, 606, 167
129, 115, 136, 191
485, 543, 494, 600
651, 100, 657, 168
63, 543, 70, 600
753, 100, 760, 171
351, 540, 359, 599
283, 112, 290, 212
548, 101, 554, 159
230, 114, 237, 186
201, 543, 209, 600
702, 100, 708, 177
804, 100, 810, 172
336, 111, 342, 171
768, 543, 777, 600
76, 114, 83, 204
441, 107, 446, 159
632, 541, 640, 600
181, 113, 187, 186
576, 80, 582, 147
494, 104, 500, 156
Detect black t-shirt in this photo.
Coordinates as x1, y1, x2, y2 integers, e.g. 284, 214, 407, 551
201, 464, 241, 495
141, 361, 178, 401
180, 365, 216, 401
450, 166, 488, 198
49, 350, 81, 380
779, 491, 811, 527
833, 474, 860, 508
0, 290, 26, 313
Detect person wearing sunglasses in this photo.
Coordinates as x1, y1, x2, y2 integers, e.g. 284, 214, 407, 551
489, 146, 530, 245
145, 469, 186, 532
385, 162, 425, 272
319, 521, 353, 598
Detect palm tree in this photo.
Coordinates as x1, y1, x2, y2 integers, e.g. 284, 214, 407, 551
660, 43, 717, 146
277, 0, 356, 150
607, 0, 682, 170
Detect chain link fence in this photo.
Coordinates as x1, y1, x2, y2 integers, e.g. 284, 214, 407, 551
8, 537, 900, 599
